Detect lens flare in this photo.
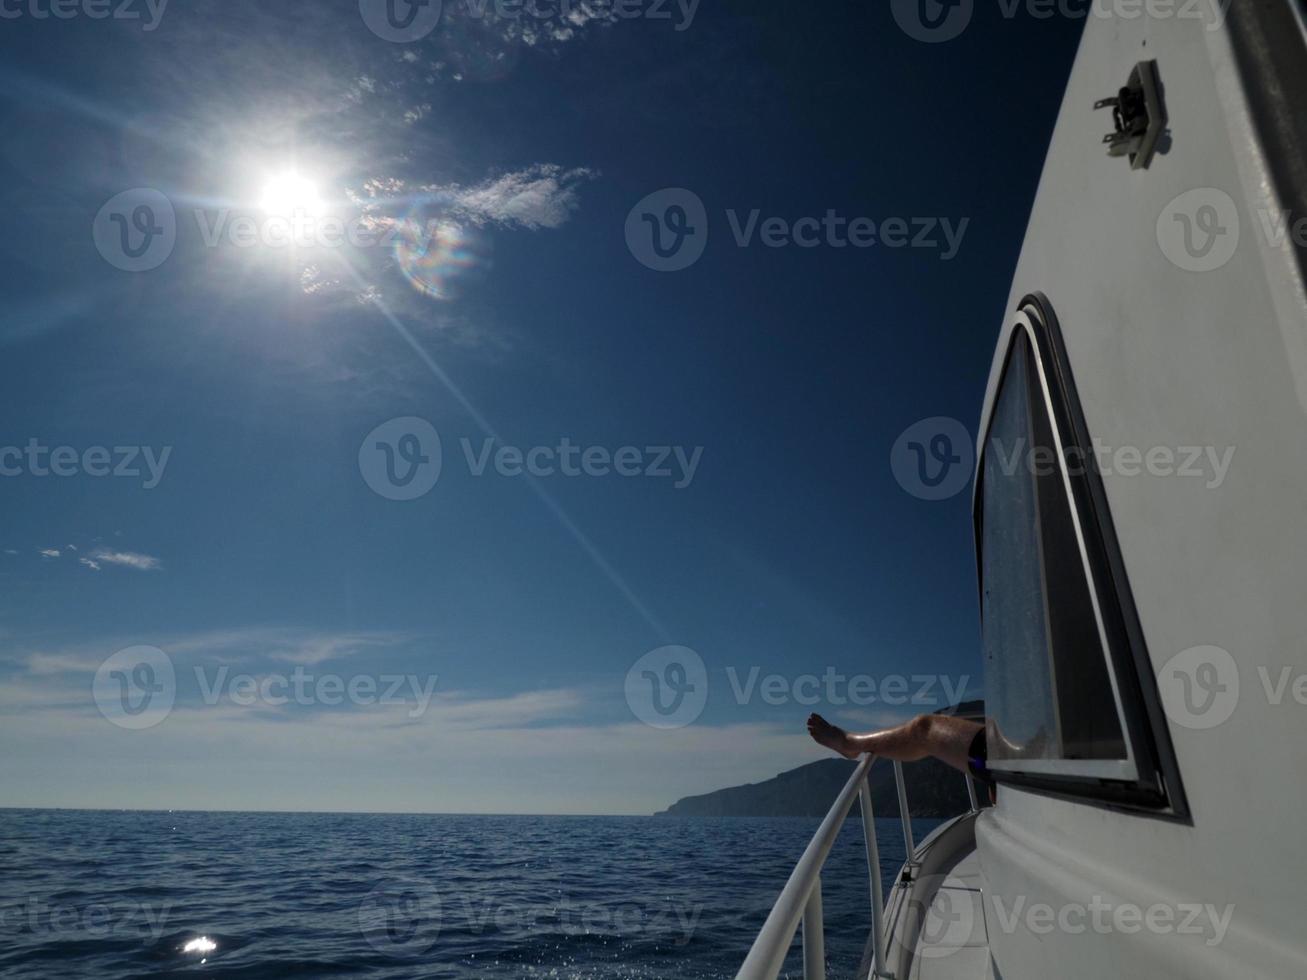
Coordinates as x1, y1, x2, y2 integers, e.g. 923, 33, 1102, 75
393, 199, 487, 300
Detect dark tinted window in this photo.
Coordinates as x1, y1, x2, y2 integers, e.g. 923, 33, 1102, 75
980, 330, 1127, 767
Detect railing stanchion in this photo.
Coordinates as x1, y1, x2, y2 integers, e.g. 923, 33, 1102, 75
735, 755, 871, 980
892, 761, 915, 861
858, 771, 887, 980
965, 770, 979, 813
802, 878, 825, 980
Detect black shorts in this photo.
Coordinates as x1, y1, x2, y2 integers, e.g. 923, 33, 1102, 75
967, 728, 995, 788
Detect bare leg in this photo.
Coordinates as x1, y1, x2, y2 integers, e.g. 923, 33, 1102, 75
807, 712, 982, 775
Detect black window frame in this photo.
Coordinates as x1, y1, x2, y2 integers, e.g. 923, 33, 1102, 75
973, 293, 1190, 819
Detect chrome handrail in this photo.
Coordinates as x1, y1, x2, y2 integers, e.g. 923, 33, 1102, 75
892, 761, 916, 864
735, 757, 979, 980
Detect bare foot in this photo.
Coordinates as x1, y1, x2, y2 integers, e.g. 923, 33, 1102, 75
807, 713, 861, 760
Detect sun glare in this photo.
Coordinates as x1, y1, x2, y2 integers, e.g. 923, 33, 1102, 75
258, 171, 325, 216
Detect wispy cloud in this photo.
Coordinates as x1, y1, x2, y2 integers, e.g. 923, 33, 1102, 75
7, 627, 415, 678
88, 549, 162, 572
435, 164, 596, 231
315, 164, 594, 326
346, 164, 596, 233
0, 653, 822, 813
12, 541, 161, 572
105, 626, 416, 667
439, 0, 624, 51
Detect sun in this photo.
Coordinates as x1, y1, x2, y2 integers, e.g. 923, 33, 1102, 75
258, 170, 325, 216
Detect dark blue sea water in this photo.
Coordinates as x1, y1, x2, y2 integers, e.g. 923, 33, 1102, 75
0, 810, 941, 979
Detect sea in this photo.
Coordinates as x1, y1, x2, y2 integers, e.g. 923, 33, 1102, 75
0, 809, 941, 979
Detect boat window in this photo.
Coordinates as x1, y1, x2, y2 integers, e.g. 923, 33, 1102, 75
979, 328, 1131, 777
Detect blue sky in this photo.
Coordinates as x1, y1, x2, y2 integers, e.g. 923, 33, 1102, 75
0, 0, 1083, 814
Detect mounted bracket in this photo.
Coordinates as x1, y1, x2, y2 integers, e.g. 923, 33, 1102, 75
1094, 60, 1166, 170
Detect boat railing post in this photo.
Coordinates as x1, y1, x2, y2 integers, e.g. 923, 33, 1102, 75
858, 769, 887, 980
965, 770, 980, 813
802, 877, 825, 980
892, 760, 915, 862
733, 755, 872, 980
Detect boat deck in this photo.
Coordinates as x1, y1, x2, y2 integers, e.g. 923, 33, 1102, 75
858, 812, 991, 980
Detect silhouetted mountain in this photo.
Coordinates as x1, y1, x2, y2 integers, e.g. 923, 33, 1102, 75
656, 701, 985, 818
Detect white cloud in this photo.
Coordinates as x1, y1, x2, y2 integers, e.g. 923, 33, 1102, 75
457, 0, 622, 48
147, 626, 414, 666
38, 549, 60, 559
348, 164, 595, 236
0, 661, 823, 814
0, 622, 849, 813
403, 103, 432, 125
22, 650, 104, 675
7, 627, 415, 678
88, 549, 162, 571
437, 164, 596, 231
323, 165, 593, 327
79, 558, 101, 572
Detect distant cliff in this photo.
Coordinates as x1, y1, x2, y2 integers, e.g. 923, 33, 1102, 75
656, 702, 984, 818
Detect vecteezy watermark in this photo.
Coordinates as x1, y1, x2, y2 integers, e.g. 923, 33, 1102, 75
190, 209, 425, 251
890, 0, 1227, 44
359, 0, 443, 41
359, 878, 443, 956
986, 436, 1237, 490
193, 666, 439, 718
93, 646, 442, 730
1252, 208, 1307, 252
625, 645, 709, 729
1157, 644, 1307, 731
891, 416, 1237, 502
887, 877, 1232, 962
359, 417, 704, 501
190, 208, 494, 256
624, 646, 969, 729
988, 893, 1233, 946
1158, 191, 1307, 273
725, 668, 970, 708
93, 645, 176, 730
0, 441, 171, 489
891, 417, 976, 501
987, 895, 1234, 947
0, 897, 175, 940
449, 895, 703, 944
0, 0, 169, 29
890, 0, 975, 42
625, 188, 970, 271
1156, 188, 1241, 273
94, 188, 480, 269
885, 873, 980, 960
359, 417, 443, 501
93, 188, 177, 272
357, 878, 702, 956
625, 188, 709, 273
358, 0, 699, 42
